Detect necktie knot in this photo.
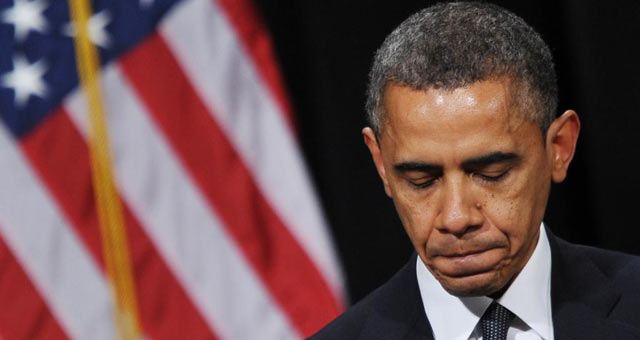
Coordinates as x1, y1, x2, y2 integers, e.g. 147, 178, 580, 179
480, 302, 515, 340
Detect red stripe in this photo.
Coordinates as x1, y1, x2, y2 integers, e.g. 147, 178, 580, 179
213, 0, 296, 133
119, 34, 342, 337
0, 232, 70, 340
20, 108, 218, 340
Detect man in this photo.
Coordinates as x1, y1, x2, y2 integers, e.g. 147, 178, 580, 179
310, 2, 640, 340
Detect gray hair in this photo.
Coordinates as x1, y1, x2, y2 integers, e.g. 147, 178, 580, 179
366, 2, 558, 136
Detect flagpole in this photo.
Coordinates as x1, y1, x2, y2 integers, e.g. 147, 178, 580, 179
67, 1, 143, 339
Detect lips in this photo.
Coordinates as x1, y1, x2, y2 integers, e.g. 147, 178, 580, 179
431, 247, 505, 277
440, 247, 495, 258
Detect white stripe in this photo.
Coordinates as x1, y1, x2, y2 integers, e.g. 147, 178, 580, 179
160, 0, 345, 301
64, 64, 301, 340
0, 124, 115, 340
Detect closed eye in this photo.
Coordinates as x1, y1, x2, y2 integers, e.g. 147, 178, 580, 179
409, 177, 438, 188
473, 168, 511, 182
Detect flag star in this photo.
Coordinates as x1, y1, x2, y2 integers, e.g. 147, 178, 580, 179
1, 0, 49, 42
1, 55, 48, 107
64, 10, 112, 49
140, 0, 154, 8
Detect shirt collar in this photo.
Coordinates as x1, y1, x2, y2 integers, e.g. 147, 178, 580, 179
496, 224, 553, 340
416, 223, 553, 340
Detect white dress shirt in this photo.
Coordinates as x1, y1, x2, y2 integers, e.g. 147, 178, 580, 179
416, 224, 553, 340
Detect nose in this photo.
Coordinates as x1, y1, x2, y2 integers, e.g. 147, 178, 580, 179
435, 175, 483, 236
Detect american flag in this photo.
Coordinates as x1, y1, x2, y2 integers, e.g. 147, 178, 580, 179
0, 0, 345, 339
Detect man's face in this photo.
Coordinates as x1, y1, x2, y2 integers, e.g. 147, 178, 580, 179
364, 79, 568, 297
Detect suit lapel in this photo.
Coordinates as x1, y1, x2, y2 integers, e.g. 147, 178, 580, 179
547, 230, 622, 339
359, 253, 434, 340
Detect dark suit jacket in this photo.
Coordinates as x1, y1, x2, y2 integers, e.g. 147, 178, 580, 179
309, 231, 640, 339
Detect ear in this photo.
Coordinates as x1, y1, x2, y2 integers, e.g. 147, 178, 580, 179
363, 127, 392, 197
545, 110, 580, 183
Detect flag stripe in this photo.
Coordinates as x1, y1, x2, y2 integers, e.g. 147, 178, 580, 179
20, 108, 218, 340
213, 0, 295, 130
21, 108, 105, 267
161, 0, 345, 304
64, 63, 300, 340
0, 123, 115, 340
0, 233, 70, 340
119, 33, 341, 336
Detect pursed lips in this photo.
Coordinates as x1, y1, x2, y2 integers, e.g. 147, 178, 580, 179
440, 247, 496, 258
431, 246, 506, 277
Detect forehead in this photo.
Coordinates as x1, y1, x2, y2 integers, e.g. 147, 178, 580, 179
380, 80, 540, 162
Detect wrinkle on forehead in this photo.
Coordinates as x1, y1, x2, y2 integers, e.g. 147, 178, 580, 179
381, 78, 532, 137
379, 79, 537, 164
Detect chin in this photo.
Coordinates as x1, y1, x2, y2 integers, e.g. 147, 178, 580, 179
437, 270, 508, 297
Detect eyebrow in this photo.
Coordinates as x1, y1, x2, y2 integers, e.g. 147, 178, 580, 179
461, 152, 521, 169
394, 162, 441, 173
393, 152, 520, 173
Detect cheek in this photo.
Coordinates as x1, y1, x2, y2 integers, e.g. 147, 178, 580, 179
391, 190, 436, 248
484, 196, 524, 234
483, 174, 547, 246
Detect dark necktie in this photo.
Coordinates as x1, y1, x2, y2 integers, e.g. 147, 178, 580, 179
480, 302, 515, 340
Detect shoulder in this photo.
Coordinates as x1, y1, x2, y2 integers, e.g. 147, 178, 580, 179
307, 283, 383, 340
552, 235, 640, 333
308, 254, 428, 340
554, 236, 640, 289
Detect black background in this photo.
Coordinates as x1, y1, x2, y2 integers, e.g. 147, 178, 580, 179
252, 0, 640, 304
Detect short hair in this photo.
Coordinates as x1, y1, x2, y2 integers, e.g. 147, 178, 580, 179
366, 2, 558, 136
